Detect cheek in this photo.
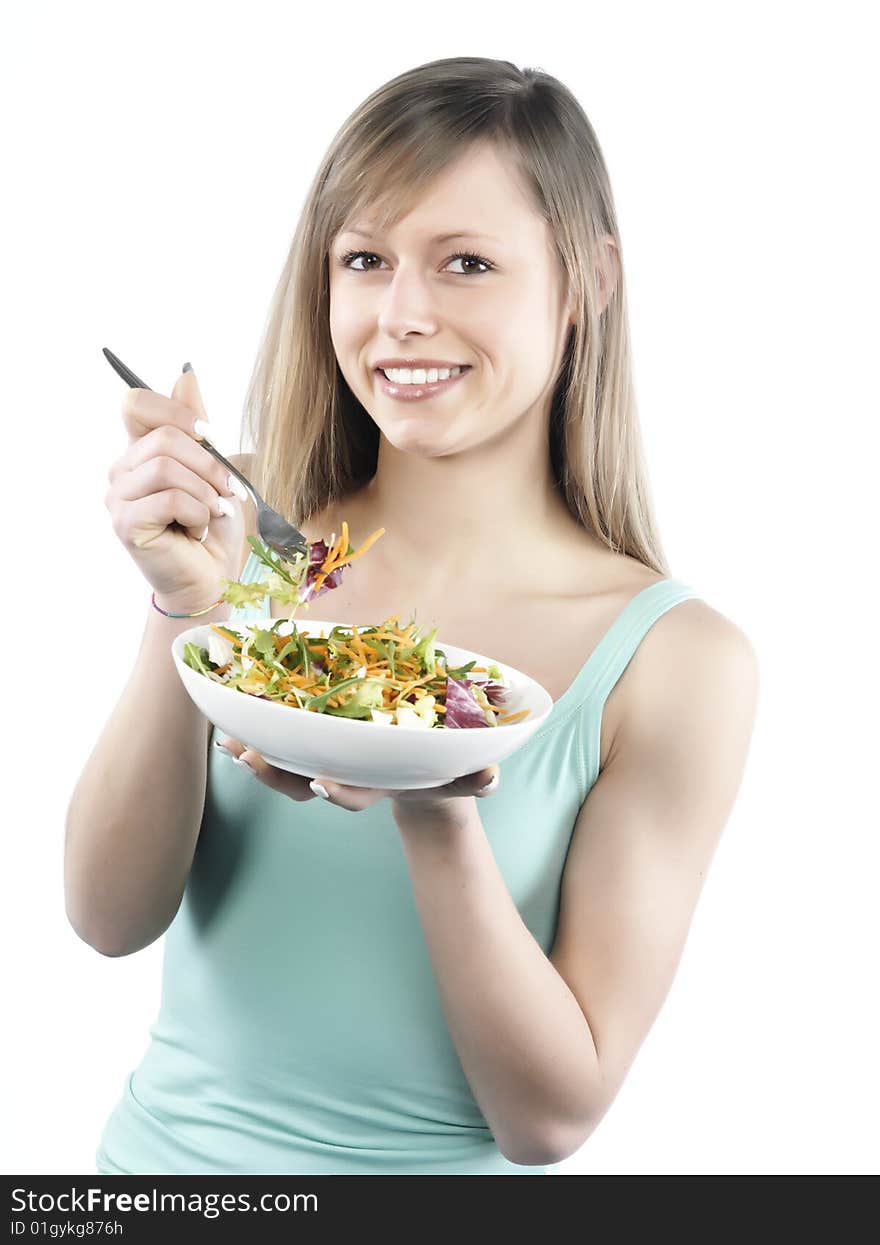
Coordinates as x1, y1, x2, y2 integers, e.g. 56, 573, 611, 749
328, 298, 352, 343
503, 304, 566, 381
328, 278, 366, 328
472, 277, 552, 346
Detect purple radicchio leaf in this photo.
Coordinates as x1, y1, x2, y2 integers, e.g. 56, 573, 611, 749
482, 680, 508, 707
444, 676, 490, 729
298, 539, 349, 603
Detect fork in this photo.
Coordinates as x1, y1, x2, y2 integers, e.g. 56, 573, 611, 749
102, 347, 310, 561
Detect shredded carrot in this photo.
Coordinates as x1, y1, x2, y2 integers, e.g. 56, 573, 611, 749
391, 672, 437, 707
497, 709, 530, 725
210, 624, 241, 641
337, 521, 351, 564
350, 630, 371, 665
340, 526, 386, 566
322, 521, 349, 573
322, 524, 386, 575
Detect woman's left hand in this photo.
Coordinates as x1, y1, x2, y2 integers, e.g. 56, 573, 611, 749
214, 736, 500, 814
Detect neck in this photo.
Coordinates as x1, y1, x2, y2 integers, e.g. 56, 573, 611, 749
340, 408, 592, 596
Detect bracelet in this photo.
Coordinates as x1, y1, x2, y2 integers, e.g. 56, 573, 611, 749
151, 591, 225, 619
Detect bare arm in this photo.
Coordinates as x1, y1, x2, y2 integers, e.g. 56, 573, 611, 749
395, 602, 759, 1166
64, 450, 257, 958
63, 600, 232, 957
548, 605, 759, 1139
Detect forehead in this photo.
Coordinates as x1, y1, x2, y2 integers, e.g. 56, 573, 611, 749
338, 143, 545, 244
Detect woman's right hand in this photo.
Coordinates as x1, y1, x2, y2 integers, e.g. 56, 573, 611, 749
104, 367, 248, 614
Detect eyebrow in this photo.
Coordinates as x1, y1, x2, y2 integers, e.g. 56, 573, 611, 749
342, 227, 501, 244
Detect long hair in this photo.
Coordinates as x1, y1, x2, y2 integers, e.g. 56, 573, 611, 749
240, 56, 670, 574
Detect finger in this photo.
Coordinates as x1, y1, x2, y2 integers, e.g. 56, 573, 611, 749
308, 777, 391, 812
170, 365, 210, 427
121, 367, 210, 444
214, 737, 317, 801
112, 488, 216, 546
475, 766, 502, 796
391, 765, 501, 806
399, 765, 500, 800
108, 424, 236, 501
110, 455, 236, 524
460, 764, 501, 798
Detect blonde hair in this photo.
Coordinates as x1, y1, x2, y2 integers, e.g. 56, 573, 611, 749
240, 56, 670, 575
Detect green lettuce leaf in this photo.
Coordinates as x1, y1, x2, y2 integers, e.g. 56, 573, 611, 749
326, 680, 386, 720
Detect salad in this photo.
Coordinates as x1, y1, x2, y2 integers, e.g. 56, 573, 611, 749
181, 524, 530, 729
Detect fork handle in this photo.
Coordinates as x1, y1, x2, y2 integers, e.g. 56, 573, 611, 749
102, 346, 262, 510
197, 438, 261, 510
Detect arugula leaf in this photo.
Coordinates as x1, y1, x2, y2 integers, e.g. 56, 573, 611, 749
444, 658, 477, 679
246, 534, 304, 586
250, 626, 280, 665
183, 642, 213, 675
305, 675, 385, 714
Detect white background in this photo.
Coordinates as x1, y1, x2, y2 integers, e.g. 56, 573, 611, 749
2, 0, 877, 1177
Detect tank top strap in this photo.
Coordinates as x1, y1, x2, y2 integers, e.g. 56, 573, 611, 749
584, 577, 701, 707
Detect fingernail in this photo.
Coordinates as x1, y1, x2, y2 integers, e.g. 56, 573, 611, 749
197, 525, 209, 543
193, 417, 211, 439
234, 754, 257, 775
310, 780, 330, 800
227, 474, 249, 502
182, 362, 193, 373
476, 772, 499, 796
217, 495, 236, 518
214, 739, 234, 755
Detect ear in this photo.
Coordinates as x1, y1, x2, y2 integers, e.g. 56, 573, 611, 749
596, 235, 620, 315
564, 276, 579, 329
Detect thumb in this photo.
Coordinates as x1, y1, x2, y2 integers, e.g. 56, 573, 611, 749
472, 765, 501, 798
171, 361, 209, 423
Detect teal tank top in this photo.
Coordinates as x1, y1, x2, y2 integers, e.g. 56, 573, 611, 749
96, 552, 699, 1175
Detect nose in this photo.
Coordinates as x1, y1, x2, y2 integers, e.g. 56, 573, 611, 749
377, 265, 440, 339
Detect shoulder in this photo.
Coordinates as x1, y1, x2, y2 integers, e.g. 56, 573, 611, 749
641, 588, 756, 657
614, 593, 759, 763
650, 596, 758, 677
591, 541, 759, 687
639, 590, 759, 695
587, 538, 759, 761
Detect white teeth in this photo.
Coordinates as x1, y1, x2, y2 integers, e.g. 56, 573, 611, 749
381, 365, 464, 384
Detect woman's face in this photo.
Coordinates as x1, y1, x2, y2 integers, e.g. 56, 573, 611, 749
328, 141, 576, 459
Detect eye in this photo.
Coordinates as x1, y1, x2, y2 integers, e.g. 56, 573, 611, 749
446, 251, 493, 275
336, 249, 494, 276
337, 249, 384, 272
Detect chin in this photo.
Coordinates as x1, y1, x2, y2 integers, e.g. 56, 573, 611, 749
379, 419, 458, 458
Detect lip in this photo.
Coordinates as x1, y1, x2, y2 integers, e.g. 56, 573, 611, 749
373, 358, 470, 370
374, 366, 471, 402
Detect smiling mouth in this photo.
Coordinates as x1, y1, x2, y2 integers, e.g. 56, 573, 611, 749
374, 366, 472, 380
373, 366, 473, 403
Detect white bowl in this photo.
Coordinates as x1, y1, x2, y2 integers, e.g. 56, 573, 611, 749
171, 617, 553, 790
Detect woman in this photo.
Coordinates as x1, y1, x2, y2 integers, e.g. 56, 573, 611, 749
77, 57, 759, 1175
